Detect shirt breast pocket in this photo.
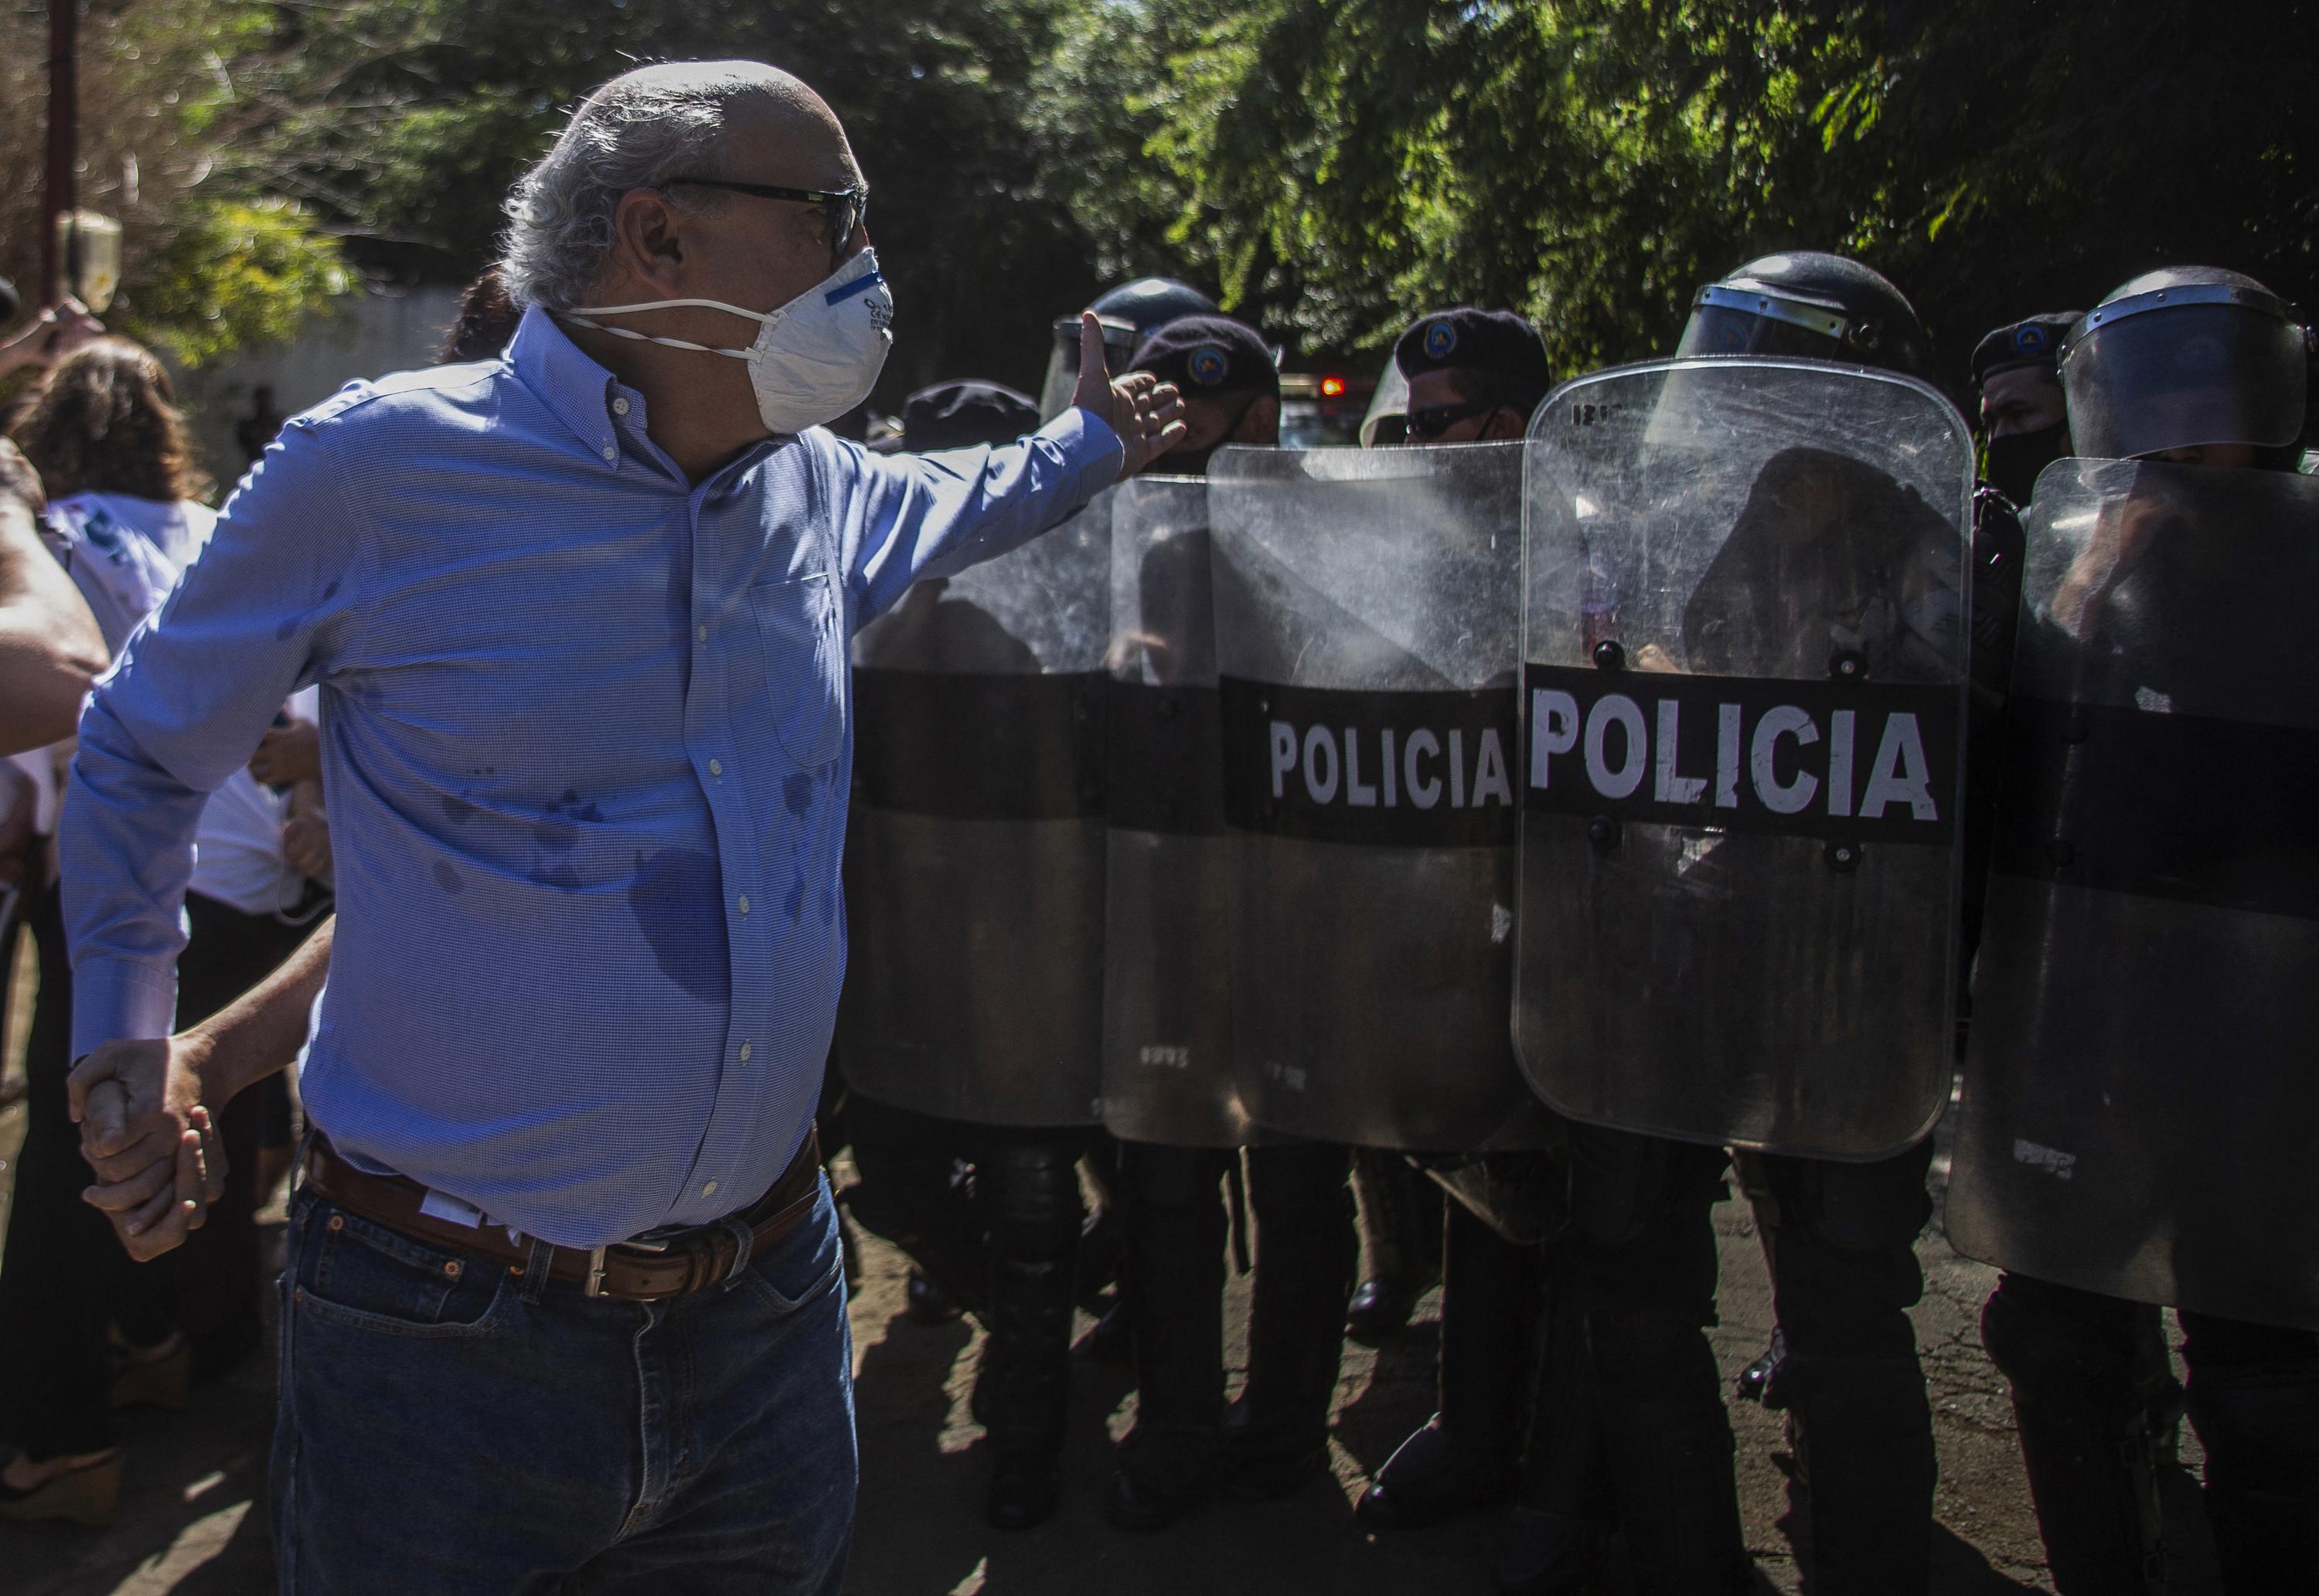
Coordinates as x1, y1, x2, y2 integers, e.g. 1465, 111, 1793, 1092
750, 570, 846, 770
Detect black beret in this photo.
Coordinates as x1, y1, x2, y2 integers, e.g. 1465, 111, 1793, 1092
1394, 307, 1551, 396
1129, 314, 1280, 399
894, 380, 1039, 451
1970, 314, 2082, 387
0, 277, 17, 324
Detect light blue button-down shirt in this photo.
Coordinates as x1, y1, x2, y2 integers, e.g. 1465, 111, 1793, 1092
63, 306, 1122, 1247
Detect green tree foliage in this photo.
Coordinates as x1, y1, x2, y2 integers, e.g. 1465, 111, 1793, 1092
0, 0, 360, 369
238, 0, 1114, 399
1119, 0, 2318, 390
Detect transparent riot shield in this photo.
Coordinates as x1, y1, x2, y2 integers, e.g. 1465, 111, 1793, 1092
1210, 443, 1555, 1152
1947, 460, 2319, 1329
1100, 477, 1249, 1145
1517, 358, 1975, 1159
835, 495, 1112, 1126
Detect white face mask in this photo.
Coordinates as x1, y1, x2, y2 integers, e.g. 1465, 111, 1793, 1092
564, 248, 894, 435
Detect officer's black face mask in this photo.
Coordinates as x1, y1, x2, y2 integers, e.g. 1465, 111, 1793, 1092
1984, 422, 2070, 507
1158, 393, 1262, 478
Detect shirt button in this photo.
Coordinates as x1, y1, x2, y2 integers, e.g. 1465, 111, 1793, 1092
601, 444, 617, 461
611, 396, 630, 417
738, 1041, 753, 1063
737, 894, 751, 917
697, 624, 709, 644
709, 759, 724, 778
702, 1180, 720, 1200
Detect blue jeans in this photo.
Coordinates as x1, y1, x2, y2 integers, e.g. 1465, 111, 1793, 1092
271, 1176, 855, 1595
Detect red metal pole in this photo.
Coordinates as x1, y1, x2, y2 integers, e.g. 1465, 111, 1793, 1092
43, 0, 80, 307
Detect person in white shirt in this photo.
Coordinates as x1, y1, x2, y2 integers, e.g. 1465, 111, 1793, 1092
0, 338, 327, 1523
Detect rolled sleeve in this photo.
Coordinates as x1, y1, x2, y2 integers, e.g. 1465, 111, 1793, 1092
843, 405, 1122, 624
63, 413, 369, 1056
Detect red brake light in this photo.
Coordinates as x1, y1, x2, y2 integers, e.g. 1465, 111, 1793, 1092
1320, 376, 1347, 397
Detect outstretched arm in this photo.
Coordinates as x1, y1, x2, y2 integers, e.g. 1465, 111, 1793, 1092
847, 314, 1188, 622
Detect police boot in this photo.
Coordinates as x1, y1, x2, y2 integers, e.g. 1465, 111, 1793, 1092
1589, 1294, 1750, 1596
1224, 1142, 1356, 1503
1981, 1279, 2164, 1596
1769, 1353, 1936, 1594
2179, 1325, 2319, 1594
1357, 1200, 1538, 1528
976, 1137, 1083, 1532
2131, 1309, 2185, 1465
1108, 1144, 1230, 1531
1347, 1148, 1436, 1342
1494, 1249, 1609, 1595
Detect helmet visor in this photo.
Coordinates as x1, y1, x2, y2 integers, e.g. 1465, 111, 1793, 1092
1674, 302, 1847, 364
1040, 315, 1141, 421
2062, 299, 2308, 461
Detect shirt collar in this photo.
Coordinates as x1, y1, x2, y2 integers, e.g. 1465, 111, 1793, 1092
509, 304, 628, 473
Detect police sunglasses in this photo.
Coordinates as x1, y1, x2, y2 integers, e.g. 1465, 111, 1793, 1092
661, 178, 870, 266
1404, 400, 1501, 441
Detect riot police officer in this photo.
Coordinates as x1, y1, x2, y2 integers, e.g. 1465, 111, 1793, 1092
1538, 253, 1974, 1595
1356, 309, 1572, 1544
1972, 313, 2082, 509
834, 375, 1098, 1533
1120, 314, 1282, 476
1958, 267, 2319, 1594
1102, 311, 1364, 1531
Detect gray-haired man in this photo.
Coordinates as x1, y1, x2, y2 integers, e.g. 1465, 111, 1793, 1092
61, 60, 1182, 1593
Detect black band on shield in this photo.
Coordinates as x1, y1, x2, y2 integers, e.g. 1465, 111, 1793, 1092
851, 667, 1107, 820
1992, 696, 2319, 918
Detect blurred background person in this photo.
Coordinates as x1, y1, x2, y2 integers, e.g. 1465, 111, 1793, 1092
0, 338, 329, 1526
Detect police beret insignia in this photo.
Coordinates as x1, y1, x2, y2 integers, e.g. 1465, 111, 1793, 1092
1971, 311, 2082, 386
1423, 320, 1458, 359
1128, 315, 1280, 398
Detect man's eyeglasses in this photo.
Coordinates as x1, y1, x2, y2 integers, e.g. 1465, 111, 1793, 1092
1404, 400, 1501, 441
662, 178, 870, 267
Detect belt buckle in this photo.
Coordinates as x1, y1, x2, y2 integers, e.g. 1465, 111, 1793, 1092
584, 1245, 609, 1298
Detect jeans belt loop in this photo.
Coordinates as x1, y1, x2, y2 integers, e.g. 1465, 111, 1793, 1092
718, 1215, 757, 1291
521, 1235, 555, 1304
584, 1245, 610, 1298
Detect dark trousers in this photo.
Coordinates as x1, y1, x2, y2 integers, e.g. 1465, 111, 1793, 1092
840, 1092, 986, 1315
0, 886, 165, 1459
1117, 1139, 1356, 1492
1984, 1271, 2319, 1595
1746, 1138, 1939, 1594
1568, 1126, 1749, 1595
0, 886, 317, 1461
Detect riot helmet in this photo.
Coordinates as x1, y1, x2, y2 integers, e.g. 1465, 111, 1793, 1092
1675, 252, 1931, 378
1038, 277, 1220, 420
2057, 267, 2312, 466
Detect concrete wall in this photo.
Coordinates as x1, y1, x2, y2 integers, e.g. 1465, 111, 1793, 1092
172, 285, 466, 495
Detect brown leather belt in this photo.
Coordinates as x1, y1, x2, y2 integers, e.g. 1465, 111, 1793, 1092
303, 1127, 823, 1302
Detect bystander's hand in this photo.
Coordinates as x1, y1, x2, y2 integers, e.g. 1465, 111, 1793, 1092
1071, 311, 1188, 481
250, 717, 322, 785
283, 781, 332, 881
0, 298, 104, 381
70, 1032, 230, 1261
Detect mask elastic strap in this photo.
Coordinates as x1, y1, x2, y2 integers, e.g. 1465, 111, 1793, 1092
557, 315, 752, 359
